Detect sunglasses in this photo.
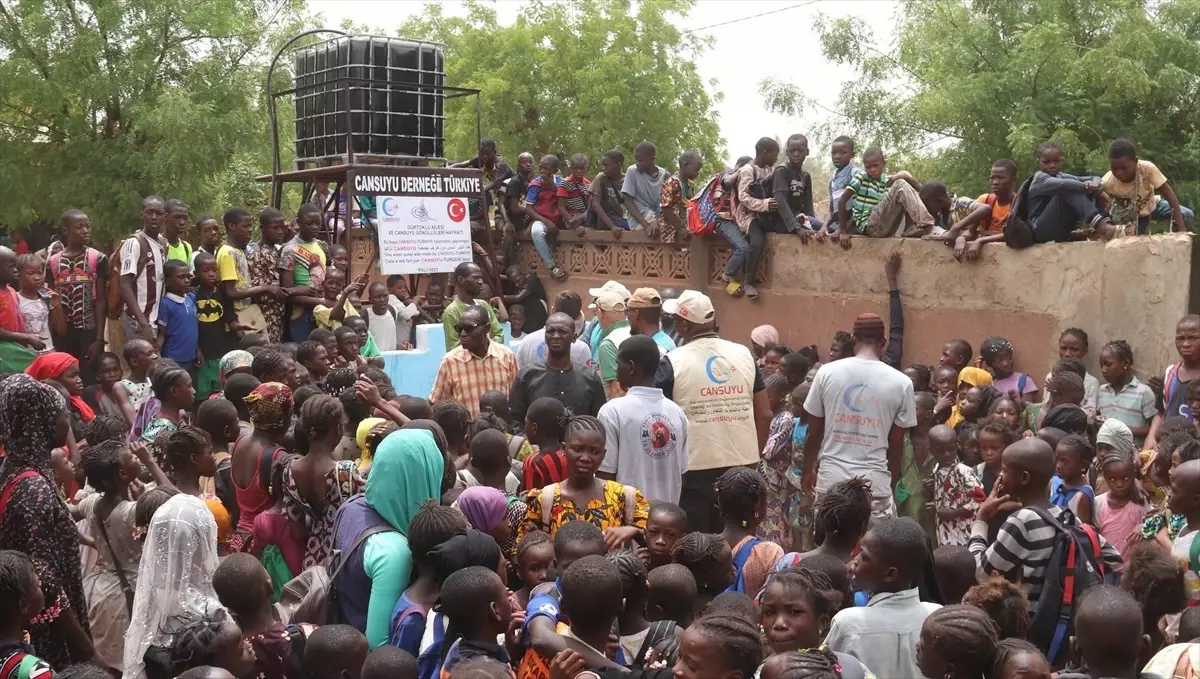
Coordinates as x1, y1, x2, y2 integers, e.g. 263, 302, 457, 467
455, 322, 481, 335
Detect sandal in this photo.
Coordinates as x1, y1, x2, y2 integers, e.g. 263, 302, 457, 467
550, 265, 569, 282
744, 284, 759, 300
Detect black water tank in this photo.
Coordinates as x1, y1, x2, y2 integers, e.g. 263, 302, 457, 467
292, 35, 446, 161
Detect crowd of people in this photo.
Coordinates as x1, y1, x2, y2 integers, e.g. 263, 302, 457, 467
451, 135, 1195, 300
0, 133, 1198, 679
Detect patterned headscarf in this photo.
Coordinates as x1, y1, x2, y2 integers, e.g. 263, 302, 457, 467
220, 350, 255, 378
0, 374, 67, 482
244, 382, 292, 431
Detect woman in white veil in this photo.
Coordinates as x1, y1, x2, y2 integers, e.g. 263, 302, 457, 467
122, 493, 224, 679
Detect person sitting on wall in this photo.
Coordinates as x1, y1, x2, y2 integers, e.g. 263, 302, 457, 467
936, 159, 1019, 262
452, 137, 514, 226
836, 147, 934, 247
659, 149, 704, 244
524, 155, 567, 282
588, 150, 630, 235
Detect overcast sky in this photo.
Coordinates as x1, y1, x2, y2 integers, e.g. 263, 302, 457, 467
307, 0, 902, 165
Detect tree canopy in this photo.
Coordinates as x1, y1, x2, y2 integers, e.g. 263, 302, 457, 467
398, 0, 725, 173
0, 0, 308, 243
760, 0, 1200, 211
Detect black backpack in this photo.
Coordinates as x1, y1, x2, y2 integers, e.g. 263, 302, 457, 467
1004, 177, 1036, 249
1026, 506, 1109, 666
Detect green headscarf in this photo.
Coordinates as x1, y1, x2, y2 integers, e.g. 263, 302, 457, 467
365, 429, 445, 533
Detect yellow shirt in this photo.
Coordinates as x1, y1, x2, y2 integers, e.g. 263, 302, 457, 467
216, 244, 251, 310
1102, 160, 1168, 218
313, 299, 359, 330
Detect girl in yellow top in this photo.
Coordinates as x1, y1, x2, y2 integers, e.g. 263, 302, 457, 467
519, 414, 648, 548
946, 366, 994, 429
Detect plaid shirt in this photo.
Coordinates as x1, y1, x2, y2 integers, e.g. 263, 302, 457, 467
429, 340, 519, 417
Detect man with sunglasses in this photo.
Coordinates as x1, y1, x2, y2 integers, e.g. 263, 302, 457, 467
442, 261, 505, 352
430, 304, 518, 418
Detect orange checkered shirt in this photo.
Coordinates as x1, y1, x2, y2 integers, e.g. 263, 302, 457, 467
428, 340, 519, 417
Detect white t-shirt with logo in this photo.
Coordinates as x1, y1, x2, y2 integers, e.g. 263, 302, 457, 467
597, 386, 689, 504
804, 356, 917, 500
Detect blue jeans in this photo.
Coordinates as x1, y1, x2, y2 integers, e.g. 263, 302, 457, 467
1151, 198, 1196, 230
715, 218, 750, 279
530, 220, 558, 269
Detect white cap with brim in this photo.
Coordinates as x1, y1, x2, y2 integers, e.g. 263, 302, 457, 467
595, 289, 629, 313
662, 290, 715, 323
588, 280, 632, 299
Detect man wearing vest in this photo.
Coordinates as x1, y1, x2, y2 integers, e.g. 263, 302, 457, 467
594, 289, 632, 400
801, 312, 917, 526
656, 290, 771, 532
118, 196, 168, 344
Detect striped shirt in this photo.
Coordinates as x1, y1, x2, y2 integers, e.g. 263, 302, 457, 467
428, 341, 519, 418
968, 504, 1123, 607
844, 170, 889, 231
524, 448, 568, 491
1097, 377, 1159, 444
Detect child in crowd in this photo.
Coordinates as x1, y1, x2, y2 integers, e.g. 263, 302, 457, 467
556, 153, 592, 233
969, 439, 1123, 638
944, 159, 1019, 259
193, 214, 223, 267
759, 374, 798, 547
898, 391, 936, 540
0, 550, 54, 679
166, 427, 232, 553
249, 458, 303, 590
827, 135, 857, 228
1094, 421, 1145, 558
1168, 459, 1200, 610
940, 339, 973, 373
671, 532, 734, 616
296, 340, 331, 384
46, 208, 110, 384
437, 565, 517, 678
196, 397, 241, 532
511, 530, 553, 610
1022, 140, 1120, 245
1051, 434, 1096, 525
389, 503, 472, 655
16, 254, 63, 353
805, 477, 873, 564
508, 303, 526, 341
1120, 542, 1184, 658
989, 395, 1023, 433
457, 429, 520, 495
521, 397, 568, 491
760, 567, 875, 678
91, 352, 136, 425
366, 282, 402, 352
329, 244, 350, 275
1042, 328, 1100, 414
715, 467, 783, 595
193, 251, 239, 401
212, 552, 314, 679
961, 575, 1029, 640
990, 639, 1051, 679
309, 329, 338, 366
914, 605, 999, 679
140, 364, 195, 470
279, 203, 327, 341
420, 281, 446, 322
1102, 138, 1188, 234
1097, 339, 1159, 447
932, 545, 977, 606
904, 364, 932, 392
930, 424, 984, 546
303, 625, 369, 679
981, 337, 1039, 402
825, 517, 940, 679
645, 564, 697, 628
78, 439, 169, 671
1152, 314, 1200, 444
333, 326, 366, 370
976, 418, 1017, 499
607, 549, 651, 663
344, 316, 382, 365
644, 502, 687, 570
362, 647, 418, 679
1064, 586, 1147, 679
314, 268, 365, 331
155, 259, 199, 375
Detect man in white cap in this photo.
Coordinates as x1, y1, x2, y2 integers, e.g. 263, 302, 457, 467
583, 280, 631, 354
656, 290, 770, 532
594, 288, 632, 399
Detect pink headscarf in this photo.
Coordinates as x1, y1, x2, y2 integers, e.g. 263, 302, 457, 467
751, 325, 779, 348
453, 486, 508, 532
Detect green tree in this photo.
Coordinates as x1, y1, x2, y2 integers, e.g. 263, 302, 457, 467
398, 0, 725, 173
760, 0, 1200, 212
0, 0, 309, 243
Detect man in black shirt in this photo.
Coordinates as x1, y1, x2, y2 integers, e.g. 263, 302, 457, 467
508, 312, 606, 432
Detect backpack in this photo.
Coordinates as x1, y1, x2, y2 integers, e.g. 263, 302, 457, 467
106, 232, 158, 320
1004, 178, 1036, 249
725, 536, 764, 594
1026, 506, 1108, 665
282, 523, 396, 625
686, 173, 725, 236
47, 247, 103, 300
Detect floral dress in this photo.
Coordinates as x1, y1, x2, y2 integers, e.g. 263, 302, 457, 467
759, 411, 798, 549
933, 462, 985, 546
248, 243, 284, 342
519, 479, 648, 542
283, 459, 365, 568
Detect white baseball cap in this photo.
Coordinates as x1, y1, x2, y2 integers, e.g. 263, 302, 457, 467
588, 280, 632, 309
662, 290, 715, 323
595, 290, 629, 312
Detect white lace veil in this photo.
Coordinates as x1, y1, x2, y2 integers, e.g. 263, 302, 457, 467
122, 494, 224, 679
